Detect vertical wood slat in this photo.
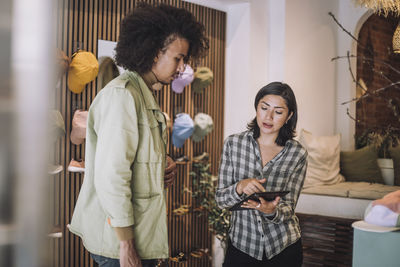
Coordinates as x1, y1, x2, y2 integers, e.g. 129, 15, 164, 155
53, 1, 225, 266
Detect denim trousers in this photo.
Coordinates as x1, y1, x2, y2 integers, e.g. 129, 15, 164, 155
90, 253, 161, 267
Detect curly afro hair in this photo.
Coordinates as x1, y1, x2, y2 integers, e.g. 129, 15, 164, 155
115, 2, 209, 74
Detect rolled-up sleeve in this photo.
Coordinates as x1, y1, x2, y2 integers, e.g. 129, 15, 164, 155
92, 88, 139, 227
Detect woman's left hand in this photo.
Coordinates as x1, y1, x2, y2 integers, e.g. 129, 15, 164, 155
241, 196, 280, 214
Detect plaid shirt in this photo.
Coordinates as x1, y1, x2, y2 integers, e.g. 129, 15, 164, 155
216, 131, 307, 260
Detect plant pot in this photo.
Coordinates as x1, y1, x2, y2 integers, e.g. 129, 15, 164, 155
212, 236, 225, 267
377, 158, 394, 185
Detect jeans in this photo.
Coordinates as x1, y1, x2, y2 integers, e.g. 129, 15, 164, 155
90, 253, 160, 267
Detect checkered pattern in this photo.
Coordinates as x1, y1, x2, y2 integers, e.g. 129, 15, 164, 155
216, 131, 307, 260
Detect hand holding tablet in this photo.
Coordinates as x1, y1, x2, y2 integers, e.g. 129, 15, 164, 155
229, 191, 290, 211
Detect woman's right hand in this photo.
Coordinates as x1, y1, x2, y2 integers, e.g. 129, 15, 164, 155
236, 178, 267, 195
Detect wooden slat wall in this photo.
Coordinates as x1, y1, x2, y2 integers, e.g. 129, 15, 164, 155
52, 0, 225, 266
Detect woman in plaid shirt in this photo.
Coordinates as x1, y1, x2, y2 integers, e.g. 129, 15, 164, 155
216, 82, 307, 267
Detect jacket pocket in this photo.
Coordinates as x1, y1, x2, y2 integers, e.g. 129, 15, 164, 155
136, 113, 163, 163
132, 195, 168, 255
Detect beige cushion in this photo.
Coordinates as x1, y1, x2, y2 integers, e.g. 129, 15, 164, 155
302, 182, 400, 200
299, 129, 344, 189
301, 182, 351, 197
348, 182, 400, 199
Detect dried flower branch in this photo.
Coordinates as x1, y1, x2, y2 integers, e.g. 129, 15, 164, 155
331, 55, 400, 75
329, 11, 400, 153
328, 12, 360, 44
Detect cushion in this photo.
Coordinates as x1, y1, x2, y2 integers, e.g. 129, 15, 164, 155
299, 129, 344, 189
348, 182, 400, 199
340, 145, 384, 184
302, 182, 400, 200
389, 146, 400, 186
301, 182, 353, 197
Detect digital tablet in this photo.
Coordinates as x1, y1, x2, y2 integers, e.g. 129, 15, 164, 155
229, 191, 290, 211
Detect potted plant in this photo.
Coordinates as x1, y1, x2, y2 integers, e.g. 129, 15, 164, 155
186, 154, 231, 266
356, 127, 400, 185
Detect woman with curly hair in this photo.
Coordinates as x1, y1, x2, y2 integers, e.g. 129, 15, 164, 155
69, 3, 209, 267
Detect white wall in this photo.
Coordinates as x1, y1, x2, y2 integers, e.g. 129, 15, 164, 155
224, 1, 288, 138
266, 1, 286, 82
224, 3, 252, 137
284, 0, 338, 136
336, 0, 369, 149
224, 0, 287, 138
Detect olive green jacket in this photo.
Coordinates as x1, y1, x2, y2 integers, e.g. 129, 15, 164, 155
69, 71, 168, 259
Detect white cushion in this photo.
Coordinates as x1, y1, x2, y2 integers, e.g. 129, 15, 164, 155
299, 129, 344, 188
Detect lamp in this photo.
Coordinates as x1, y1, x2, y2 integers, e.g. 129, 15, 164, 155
354, 0, 400, 17
393, 22, 400, 53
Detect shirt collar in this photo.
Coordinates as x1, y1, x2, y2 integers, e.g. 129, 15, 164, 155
246, 130, 257, 144
246, 130, 255, 138
246, 130, 294, 150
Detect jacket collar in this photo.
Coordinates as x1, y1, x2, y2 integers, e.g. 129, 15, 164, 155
126, 71, 160, 111
126, 71, 167, 144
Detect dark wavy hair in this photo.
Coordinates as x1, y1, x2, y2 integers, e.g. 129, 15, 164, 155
115, 2, 209, 73
247, 82, 298, 146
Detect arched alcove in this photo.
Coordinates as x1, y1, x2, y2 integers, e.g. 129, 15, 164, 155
356, 14, 400, 142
